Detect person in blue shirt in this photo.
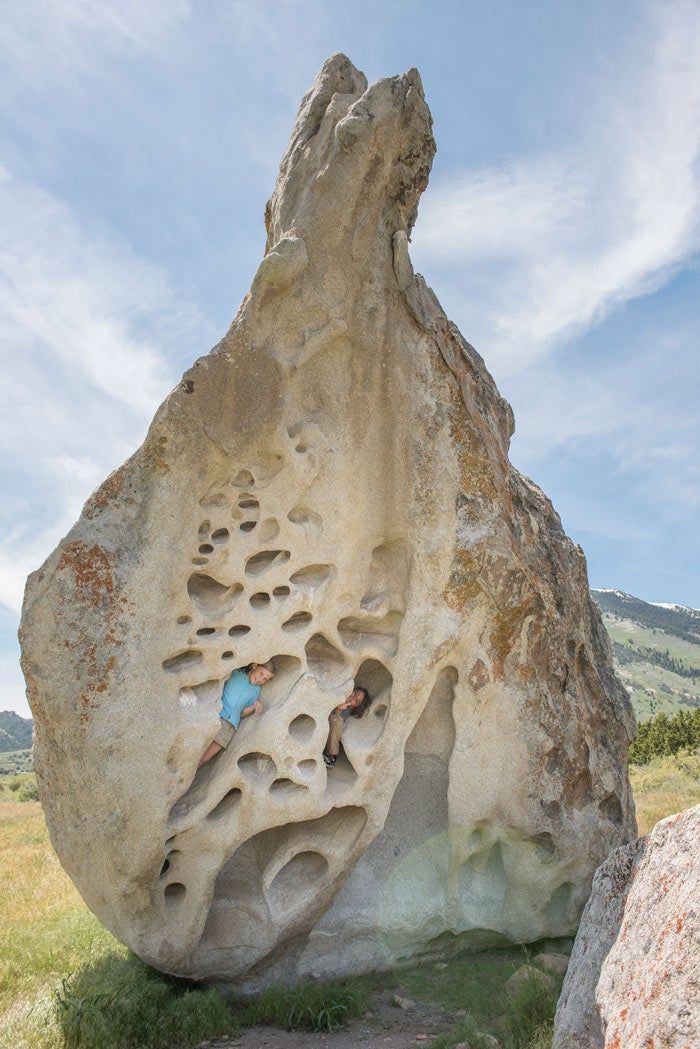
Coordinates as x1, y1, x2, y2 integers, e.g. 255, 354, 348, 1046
198, 660, 275, 767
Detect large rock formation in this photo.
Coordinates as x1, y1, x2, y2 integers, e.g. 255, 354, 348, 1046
19, 54, 636, 989
553, 805, 700, 1048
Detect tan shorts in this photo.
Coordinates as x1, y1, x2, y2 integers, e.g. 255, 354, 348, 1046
214, 718, 236, 748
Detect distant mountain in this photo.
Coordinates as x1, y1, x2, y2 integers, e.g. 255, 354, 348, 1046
0, 711, 33, 753
2, 593, 698, 737
591, 589, 700, 722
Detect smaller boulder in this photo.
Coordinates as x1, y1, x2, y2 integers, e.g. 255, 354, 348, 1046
392, 994, 416, 1010
505, 964, 556, 997
533, 952, 569, 977
553, 804, 700, 1048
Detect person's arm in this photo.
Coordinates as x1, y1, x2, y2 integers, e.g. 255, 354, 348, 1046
241, 700, 263, 718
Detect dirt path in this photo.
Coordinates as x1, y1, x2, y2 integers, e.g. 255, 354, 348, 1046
199, 990, 456, 1049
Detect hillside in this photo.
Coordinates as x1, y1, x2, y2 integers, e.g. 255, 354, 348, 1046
0, 591, 696, 754
591, 589, 700, 722
0, 710, 33, 752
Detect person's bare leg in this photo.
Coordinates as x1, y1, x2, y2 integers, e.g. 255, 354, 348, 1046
198, 740, 224, 767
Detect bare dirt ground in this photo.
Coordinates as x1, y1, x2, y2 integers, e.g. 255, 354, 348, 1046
199, 988, 456, 1048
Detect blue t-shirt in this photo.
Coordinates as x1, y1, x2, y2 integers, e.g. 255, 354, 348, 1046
220, 669, 261, 729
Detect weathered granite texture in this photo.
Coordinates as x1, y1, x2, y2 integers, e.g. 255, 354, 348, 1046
19, 54, 636, 989
553, 805, 700, 1048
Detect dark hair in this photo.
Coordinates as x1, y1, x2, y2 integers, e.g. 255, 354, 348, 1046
350, 686, 371, 718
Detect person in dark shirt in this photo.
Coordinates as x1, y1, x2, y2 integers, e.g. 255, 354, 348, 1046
323, 685, 371, 767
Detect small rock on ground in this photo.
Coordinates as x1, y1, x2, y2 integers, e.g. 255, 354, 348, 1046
505, 964, 556, 996
533, 952, 569, 977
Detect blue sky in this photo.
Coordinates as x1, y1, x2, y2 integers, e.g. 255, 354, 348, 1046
2, 0, 699, 716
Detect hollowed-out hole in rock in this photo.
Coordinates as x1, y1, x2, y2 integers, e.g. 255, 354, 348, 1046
325, 749, 358, 797
196, 627, 216, 637
198, 520, 211, 537
232, 470, 254, 487
162, 649, 203, 673
240, 521, 257, 532
164, 882, 186, 905
282, 611, 313, 632
305, 633, 351, 689
187, 574, 243, 616
250, 592, 270, 609
176, 615, 192, 625
252, 453, 284, 483
211, 528, 229, 543
207, 788, 242, 820
191, 557, 209, 566
337, 611, 402, 657
199, 544, 214, 554
258, 518, 279, 543
262, 655, 303, 707
245, 550, 291, 577
228, 624, 250, 637
238, 497, 259, 510
270, 777, 307, 797
354, 658, 392, 705
221, 651, 234, 660
287, 506, 323, 537
209, 807, 366, 928
200, 492, 229, 510
545, 881, 575, 927
267, 851, 328, 911
238, 752, 276, 782
360, 538, 411, 614
342, 660, 393, 748
273, 586, 290, 599
529, 832, 556, 857
289, 564, 334, 595
598, 792, 624, 825
168, 752, 221, 827
297, 759, 316, 777
295, 442, 307, 453
160, 850, 180, 878
289, 714, 316, 741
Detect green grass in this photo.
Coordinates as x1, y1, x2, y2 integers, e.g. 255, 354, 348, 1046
398, 946, 561, 1049
0, 771, 38, 802
53, 956, 233, 1049
0, 750, 33, 777
3, 741, 697, 1049
602, 614, 700, 721
235, 978, 371, 1032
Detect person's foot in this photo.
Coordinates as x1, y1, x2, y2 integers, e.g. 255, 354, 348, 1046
323, 753, 336, 767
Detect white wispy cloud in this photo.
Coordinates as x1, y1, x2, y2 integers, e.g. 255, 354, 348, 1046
0, 167, 215, 616
412, 1, 700, 377
0, 0, 190, 90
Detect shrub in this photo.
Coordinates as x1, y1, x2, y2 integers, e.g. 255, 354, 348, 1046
236, 978, 370, 1032
629, 708, 700, 765
500, 969, 559, 1049
18, 781, 39, 802
53, 955, 233, 1049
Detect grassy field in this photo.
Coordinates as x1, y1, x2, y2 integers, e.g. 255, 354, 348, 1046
628, 751, 700, 834
603, 614, 700, 721
2, 752, 697, 1049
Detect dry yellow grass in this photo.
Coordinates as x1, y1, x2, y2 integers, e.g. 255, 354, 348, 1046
628, 751, 700, 835
0, 800, 123, 1049
1, 753, 698, 1048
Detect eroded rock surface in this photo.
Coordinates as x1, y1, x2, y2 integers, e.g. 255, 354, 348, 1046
19, 53, 636, 988
553, 805, 700, 1048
